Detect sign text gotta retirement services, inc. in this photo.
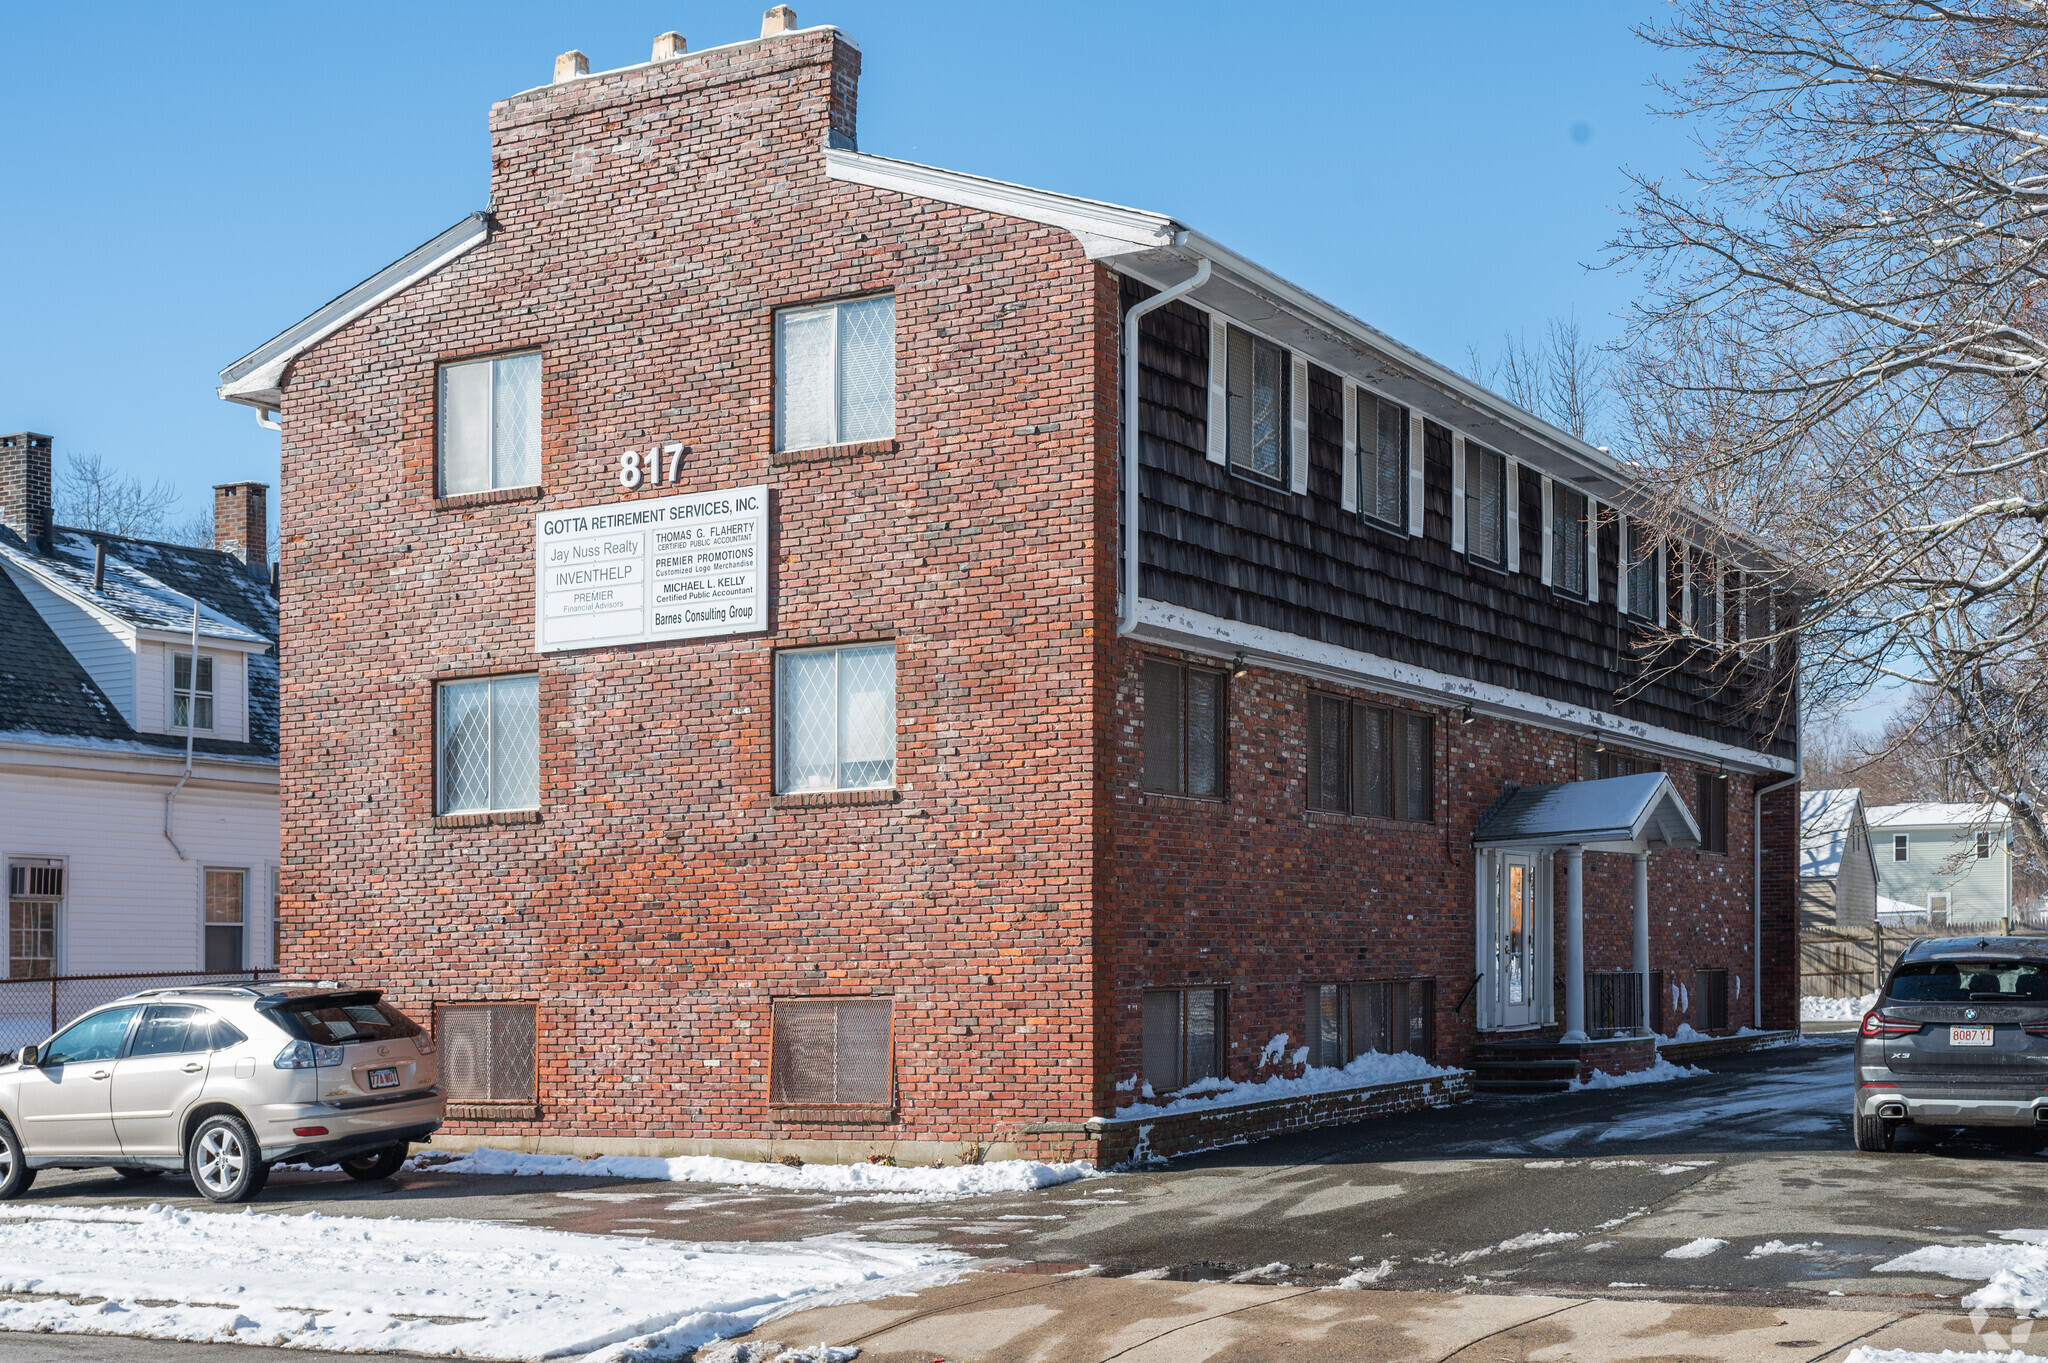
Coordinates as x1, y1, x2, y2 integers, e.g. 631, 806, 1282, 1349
534, 485, 768, 652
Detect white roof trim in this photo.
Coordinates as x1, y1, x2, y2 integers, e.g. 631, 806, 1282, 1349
217, 212, 491, 410
1129, 598, 1795, 776
824, 148, 1180, 260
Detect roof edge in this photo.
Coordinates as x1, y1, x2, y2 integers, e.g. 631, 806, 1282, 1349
217, 211, 491, 408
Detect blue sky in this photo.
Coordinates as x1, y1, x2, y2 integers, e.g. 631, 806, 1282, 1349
0, 0, 1676, 539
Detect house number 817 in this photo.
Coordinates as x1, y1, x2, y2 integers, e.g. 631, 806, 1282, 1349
619, 443, 687, 489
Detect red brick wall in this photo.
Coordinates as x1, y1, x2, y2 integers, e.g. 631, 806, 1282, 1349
1108, 646, 1793, 1095
273, 30, 1113, 1145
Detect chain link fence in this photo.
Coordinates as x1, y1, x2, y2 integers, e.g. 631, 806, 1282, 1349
0, 969, 280, 1055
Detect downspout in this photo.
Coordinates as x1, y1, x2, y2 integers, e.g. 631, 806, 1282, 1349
1754, 724, 1802, 1030
1118, 255, 1211, 636
163, 597, 199, 860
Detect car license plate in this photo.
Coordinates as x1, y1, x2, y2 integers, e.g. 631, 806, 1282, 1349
1950, 1026, 1994, 1046
368, 1066, 401, 1089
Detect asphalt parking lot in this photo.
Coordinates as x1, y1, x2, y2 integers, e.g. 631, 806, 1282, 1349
9, 1037, 2044, 1310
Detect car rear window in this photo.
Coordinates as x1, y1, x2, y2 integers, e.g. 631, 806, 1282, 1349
1888, 960, 2048, 1002
272, 996, 423, 1044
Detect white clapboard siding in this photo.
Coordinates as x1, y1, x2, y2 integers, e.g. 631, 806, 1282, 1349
4, 566, 138, 724
211, 649, 248, 744
1451, 434, 1467, 554
1289, 355, 1310, 494
1340, 381, 1359, 513
1407, 412, 1425, 535
137, 642, 166, 731
1206, 316, 1229, 465
1505, 458, 1520, 574
0, 766, 279, 977
1540, 476, 1555, 586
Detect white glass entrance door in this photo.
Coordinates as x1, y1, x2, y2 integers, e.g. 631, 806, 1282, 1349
1497, 854, 1542, 1028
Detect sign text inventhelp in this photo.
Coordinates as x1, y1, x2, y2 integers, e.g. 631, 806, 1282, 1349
534, 484, 768, 652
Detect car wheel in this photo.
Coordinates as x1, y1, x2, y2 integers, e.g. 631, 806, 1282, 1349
1854, 1112, 1897, 1152
187, 1114, 270, 1203
114, 1167, 165, 1182
0, 1119, 36, 1200
340, 1144, 409, 1182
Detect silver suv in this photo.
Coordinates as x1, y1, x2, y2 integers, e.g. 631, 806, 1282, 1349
0, 983, 442, 1202
1855, 937, 2048, 1151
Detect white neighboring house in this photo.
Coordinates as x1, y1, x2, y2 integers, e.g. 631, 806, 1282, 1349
1867, 801, 2014, 930
0, 433, 277, 1022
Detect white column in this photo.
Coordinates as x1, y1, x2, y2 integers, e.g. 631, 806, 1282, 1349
1473, 853, 1493, 1031
1563, 845, 1587, 1042
1633, 850, 1651, 1037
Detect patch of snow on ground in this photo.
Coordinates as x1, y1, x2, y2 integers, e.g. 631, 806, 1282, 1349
1332, 1258, 1395, 1288
1664, 1237, 1729, 1259
1805, 993, 1877, 1022
1112, 1049, 1462, 1120
0, 1202, 965, 1361
1877, 1230, 2048, 1317
1568, 1057, 1709, 1091
424, 1147, 1097, 1200
1747, 1240, 1824, 1258
1845, 1350, 2035, 1363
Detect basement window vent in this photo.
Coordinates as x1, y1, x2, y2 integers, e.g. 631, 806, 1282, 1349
438, 1003, 537, 1104
771, 997, 894, 1110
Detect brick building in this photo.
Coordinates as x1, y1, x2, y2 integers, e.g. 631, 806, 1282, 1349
217, 12, 1799, 1161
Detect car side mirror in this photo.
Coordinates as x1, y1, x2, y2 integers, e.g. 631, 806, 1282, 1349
15, 1045, 37, 1067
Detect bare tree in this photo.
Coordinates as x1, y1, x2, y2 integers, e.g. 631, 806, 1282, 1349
1467, 313, 1609, 443
53, 452, 182, 540
1609, 0, 2048, 870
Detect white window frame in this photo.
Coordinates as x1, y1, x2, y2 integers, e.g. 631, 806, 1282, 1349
437, 350, 542, 497
773, 294, 897, 454
6, 856, 65, 980
171, 650, 216, 733
1894, 833, 1910, 862
1207, 317, 1299, 492
773, 643, 899, 795
1977, 831, 1993, 859
435, 673, 542, 816
1929, 891, 1951, 927
202, 866, 248, 973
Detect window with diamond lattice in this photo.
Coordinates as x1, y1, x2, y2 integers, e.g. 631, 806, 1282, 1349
172, 652, 214, 731
7, 860, 61, 980
436, 674, 539, 814
775, 644, 895, 793
775, 296, 895, 453
771, 998, 893, 1109
438, 352, 540, 496
438, 1003, 537, 1103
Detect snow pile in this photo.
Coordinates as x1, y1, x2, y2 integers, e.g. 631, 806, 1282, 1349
1845, 1350, 2034, 1363
424, 1147, 1097, 1200
1804, 993, 1877, 1021
1332, 1258, 1395, 1288
1664, 1237, 1728, 1259
0, 1203, 964, 1360
1568, 1057, 1708, 1091
1113, 1049, 1462, 1120
1876, 1229, 2048, 1316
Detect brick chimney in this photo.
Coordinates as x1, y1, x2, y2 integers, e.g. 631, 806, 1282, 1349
0, 432, 53, 553
214, 480, 269, 576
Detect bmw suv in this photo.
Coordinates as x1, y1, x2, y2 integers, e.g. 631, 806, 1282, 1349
0, 983, 442, 1202
1854, 937, 2048, 1151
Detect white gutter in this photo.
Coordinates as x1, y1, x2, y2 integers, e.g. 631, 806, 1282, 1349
1755, 715, 1803, 1029
163, 598, 198, 861
1118, 258, 1210, 636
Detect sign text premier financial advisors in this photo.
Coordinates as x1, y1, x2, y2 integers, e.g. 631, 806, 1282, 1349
534, 484, 768, 652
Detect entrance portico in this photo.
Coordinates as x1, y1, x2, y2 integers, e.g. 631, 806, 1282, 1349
1471, 774, 1703, 1045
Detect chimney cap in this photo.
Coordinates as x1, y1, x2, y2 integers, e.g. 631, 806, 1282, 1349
553, 50, 589, 84
652, 31, 686, 61
761, 6, 797, 37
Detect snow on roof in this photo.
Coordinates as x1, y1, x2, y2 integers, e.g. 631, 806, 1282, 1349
1471, 773, 1702, 851
0, 529, 270, 646
1800, 788, 1863, 881
1866, 802, 2008, 830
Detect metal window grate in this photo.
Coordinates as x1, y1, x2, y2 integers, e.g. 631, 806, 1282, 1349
438, 1003, 537, 1103
771, 998, 893, 1107
1586, 971, 1645, 1037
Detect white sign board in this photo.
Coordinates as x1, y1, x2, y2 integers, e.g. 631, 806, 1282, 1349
535, 485, 768, 652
